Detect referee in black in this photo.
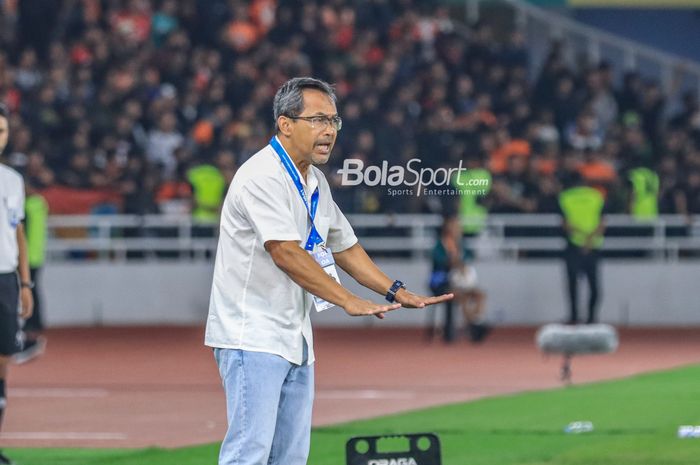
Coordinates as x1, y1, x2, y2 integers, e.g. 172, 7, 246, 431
0, 103, 34, 465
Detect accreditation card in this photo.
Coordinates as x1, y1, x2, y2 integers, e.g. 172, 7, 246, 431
309, 246, 341, 312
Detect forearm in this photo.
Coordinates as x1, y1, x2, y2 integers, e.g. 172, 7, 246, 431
596, 221, 606, 236
586, 221, 606, 241
333, 243, 394, 296
269, 242, 354, 307
16, 224, 31, 283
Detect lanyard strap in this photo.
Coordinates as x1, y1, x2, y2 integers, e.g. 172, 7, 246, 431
269, 136, 324, 250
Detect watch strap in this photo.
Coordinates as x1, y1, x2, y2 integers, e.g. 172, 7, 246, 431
385, 280, 405, 303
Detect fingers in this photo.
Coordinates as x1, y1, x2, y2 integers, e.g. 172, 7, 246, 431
345, 300, 400, 317
20, 296, 34, 319
398, 292, 454, 308
22, 302, 33, 319
368, 303, 401, 314
422, 293, 454, 305
21, 307, 33, 320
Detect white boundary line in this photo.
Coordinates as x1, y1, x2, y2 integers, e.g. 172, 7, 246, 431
1, 432, 127, 440
10, 388, 109, 398
316, 389, 416, 400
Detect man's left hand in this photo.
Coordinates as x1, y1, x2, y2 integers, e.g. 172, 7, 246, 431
20, 287, 34, 319
395, 289, 453, 308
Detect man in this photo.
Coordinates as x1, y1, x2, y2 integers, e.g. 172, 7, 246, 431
205, 78, 452, 465
558, 173, 606, 324
13, 180, 49, 364
429, 216, 490, 343
0, 103, 34, 465
626, 164, 659, 220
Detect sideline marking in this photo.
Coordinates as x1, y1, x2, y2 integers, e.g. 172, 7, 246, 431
1, 432, 127, 440
11, 388, 109, 398
317, 389, 416, 399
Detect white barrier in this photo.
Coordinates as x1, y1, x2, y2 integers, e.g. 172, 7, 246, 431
42, 258, 700, 327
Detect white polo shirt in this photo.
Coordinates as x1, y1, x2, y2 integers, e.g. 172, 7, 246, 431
0, 163, 25, 273
204, 143, 358, 365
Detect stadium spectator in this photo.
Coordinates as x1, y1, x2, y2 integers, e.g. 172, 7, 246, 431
676, 169, 700, 215
146, 111, 183, 179
577, 148, 617, 196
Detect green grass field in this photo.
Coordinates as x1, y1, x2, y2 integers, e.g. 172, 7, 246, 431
6, 364, 700, 465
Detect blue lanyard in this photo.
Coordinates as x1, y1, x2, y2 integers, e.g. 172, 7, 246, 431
269, 136, 324, 250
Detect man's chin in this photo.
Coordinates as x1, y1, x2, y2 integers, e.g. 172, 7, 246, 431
311, 153, 331, 165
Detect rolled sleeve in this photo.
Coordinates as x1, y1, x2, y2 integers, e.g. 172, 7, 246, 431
238, 178, 302, 246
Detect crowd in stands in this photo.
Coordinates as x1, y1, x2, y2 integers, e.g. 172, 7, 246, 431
1, 0, 699, 216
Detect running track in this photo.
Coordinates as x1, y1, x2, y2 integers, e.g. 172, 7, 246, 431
1, 327, 699, 448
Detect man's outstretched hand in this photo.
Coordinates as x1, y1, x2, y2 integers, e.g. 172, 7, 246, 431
395, 289, 454, 309
341, 290, 453, 320
342, 296, 402, 319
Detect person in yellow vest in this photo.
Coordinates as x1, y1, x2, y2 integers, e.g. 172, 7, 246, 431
451, 156, 492, 237
187, 161, 227, 223
558, 173, 607, 324
627, 166, 659, 220
13, 182, 48, 364
186, 153, 230, 241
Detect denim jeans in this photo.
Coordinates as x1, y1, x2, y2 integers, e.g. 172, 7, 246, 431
214, 347, 314, 465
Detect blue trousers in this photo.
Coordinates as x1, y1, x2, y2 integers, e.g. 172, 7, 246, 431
214, 348, 314, 465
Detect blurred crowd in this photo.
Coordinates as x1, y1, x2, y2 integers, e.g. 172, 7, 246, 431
1, 0, 699, 215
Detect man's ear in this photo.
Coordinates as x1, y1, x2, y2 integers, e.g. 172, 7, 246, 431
277, 116, 293, 137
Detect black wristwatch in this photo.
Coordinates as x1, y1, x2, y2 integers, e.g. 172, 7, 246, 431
385, 280, 406, 303
20, 281, 35, 289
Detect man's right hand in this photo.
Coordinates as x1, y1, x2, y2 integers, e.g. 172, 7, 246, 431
342, 296, 401, 319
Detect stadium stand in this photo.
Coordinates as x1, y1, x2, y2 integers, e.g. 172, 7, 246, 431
0, 0, 699, 216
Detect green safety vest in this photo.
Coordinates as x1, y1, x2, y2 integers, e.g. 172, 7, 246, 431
187, 165, 226, 221
559, 186, 605, 248
25, 193, 49, 268
628, 167, 659, 219
451, 168, 492, 234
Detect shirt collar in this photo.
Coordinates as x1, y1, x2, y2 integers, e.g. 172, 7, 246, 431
269, 143, 320, 195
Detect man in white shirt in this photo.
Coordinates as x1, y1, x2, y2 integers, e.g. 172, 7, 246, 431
205, 78, 452, 465
0, 103, 34, 465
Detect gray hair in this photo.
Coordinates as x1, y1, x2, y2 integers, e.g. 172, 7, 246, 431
273, 77, 336, 132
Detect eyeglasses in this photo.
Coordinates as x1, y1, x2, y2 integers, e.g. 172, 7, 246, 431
287, 114, 342, 131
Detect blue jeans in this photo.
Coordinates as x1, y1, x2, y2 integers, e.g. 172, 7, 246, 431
214, 348, 314, 465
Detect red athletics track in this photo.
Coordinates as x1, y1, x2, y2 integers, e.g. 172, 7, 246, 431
1, 326, 699, 448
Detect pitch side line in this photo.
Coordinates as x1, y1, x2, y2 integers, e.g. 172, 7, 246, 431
1, 432, 127, 440
317, 389, 416, 399
11, 388, 109, 398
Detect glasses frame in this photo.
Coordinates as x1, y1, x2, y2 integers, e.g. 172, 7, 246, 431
286, 114, 342, 131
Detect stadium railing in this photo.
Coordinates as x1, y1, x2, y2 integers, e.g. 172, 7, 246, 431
45, 213, 700, 262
